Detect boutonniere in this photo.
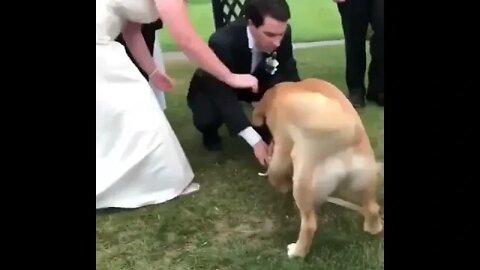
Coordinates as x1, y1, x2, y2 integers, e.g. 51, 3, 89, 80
265, 51, 279, 75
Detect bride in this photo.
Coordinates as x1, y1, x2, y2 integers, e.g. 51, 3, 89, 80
96, 0, 259, 209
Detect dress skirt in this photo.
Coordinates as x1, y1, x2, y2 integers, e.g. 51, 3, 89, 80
96, 40, 194, 209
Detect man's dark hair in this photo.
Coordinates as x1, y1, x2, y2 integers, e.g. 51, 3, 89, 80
245, 0, 291, 27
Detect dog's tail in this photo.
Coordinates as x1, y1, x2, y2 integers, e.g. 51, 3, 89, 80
326, 197, 362, 212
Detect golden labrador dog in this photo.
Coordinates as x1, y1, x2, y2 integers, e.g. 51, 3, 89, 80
251, 78, 383, 258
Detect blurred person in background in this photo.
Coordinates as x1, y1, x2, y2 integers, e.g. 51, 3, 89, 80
334, 0, 384, 108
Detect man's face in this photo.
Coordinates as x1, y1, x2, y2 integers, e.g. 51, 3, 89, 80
249, 16, 288, 53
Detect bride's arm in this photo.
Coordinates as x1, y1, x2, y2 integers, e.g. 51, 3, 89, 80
121, 22, 157, 77
154, 0, 232, 83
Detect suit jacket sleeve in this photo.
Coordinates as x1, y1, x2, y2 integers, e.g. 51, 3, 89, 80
194, 31, 253, 136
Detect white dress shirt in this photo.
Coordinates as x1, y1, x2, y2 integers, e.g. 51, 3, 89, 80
237, 26, 263, 147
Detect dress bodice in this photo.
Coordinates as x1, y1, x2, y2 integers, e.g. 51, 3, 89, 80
96, 0, 159, 43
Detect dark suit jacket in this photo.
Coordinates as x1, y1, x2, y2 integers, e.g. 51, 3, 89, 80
188, 18, 301, 102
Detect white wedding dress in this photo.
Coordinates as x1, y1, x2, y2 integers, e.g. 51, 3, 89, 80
96, 0, 195, 209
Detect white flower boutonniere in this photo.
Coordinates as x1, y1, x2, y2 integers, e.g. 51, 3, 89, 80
265, 51, 279, 75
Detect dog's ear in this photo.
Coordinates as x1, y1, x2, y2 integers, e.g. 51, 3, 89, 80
251, 108, 265, 127
251, 87, 277, 126
251, 96, 268, 127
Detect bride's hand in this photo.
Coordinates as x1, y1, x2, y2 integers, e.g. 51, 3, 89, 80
149, 69, 175, 91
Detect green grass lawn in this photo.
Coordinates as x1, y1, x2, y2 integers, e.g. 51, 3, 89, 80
159, 0, 344, 51
96, 44, 384, 270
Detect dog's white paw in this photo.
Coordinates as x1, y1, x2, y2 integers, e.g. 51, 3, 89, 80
287, 243, 299, 258
364, 219, 383, 235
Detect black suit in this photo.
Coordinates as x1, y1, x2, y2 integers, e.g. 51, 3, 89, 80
187, 18, 300, 146
337, 0, 384, 101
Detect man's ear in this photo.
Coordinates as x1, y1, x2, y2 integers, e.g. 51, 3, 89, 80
247, 19, 257, 29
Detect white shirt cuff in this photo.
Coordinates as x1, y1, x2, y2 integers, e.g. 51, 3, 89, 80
238, 126, 262, 147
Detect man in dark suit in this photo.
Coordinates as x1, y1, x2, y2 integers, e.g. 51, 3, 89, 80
186, 0, 300, 166
335, 0, 384, 108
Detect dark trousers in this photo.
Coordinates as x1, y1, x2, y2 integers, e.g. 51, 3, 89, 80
115, 20, 163, 80
338, 0, 384, 97
187, 73, 272, 146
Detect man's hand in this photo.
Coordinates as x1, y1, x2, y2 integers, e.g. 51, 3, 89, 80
253, 140, 269, 166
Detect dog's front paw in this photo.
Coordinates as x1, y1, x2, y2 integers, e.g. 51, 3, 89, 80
287, 242, 305, 258
287, 243, 297, 258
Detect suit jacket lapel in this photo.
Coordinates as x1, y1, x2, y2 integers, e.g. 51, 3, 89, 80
240, 47, 253, 74
230, 18, 253, 74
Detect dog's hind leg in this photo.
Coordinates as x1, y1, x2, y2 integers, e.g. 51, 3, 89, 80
361, 181, 383, 235
287, 150, 317, 259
